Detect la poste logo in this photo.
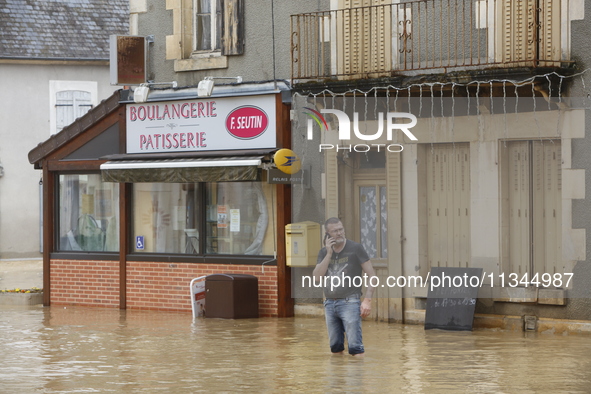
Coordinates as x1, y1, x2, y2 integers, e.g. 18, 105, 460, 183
225, 106, 269, 139
274, 148, 302, 175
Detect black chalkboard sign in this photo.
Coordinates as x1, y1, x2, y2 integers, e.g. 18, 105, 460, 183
424, 267, 483, 331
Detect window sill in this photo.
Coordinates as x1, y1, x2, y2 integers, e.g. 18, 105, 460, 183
51, 252, 119, 261
493, 287, 566, 305
126, 253, 275, 266
174, 56, 228, 72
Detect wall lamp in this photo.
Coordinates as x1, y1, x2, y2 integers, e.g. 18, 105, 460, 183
133, 81, 178, 104
197, 76, 243, 97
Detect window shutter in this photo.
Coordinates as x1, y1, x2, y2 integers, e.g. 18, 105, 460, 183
508, 141, 531, 275
221, 0, 244, 55
427, 144, 470, 269
337, 0, 391, 78
532, 141, 562, 275
497, 0, 560, 65
325, 149, 339, 219
538, 0, 561, 65
56, 90, 92, 132
497, 0, 535, 64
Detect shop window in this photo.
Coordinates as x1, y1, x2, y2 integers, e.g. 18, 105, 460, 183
58, 174, 120, 252
206, 182, 270, 255
132, 181, 273, 256
133, 183, 203, 254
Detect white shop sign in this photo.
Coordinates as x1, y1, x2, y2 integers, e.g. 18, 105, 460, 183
126, 94, 277, 154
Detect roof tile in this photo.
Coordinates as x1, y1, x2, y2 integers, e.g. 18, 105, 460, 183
0, 0, 129, 60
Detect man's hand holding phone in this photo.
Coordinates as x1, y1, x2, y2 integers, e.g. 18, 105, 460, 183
324, 232, 336, 254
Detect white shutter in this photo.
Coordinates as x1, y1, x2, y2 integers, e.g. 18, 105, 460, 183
497, 0, 560, 65
427, 144, 470, 269
507, 141, 562, 276
337, 0, 391, 78
508, 141, 531, 275
385, 151, 402, 322
532, 141, 562, 275
427, 147, 442, 268
538, 0, 561, 65
56, 90, 92, 132
455, 145, 470, 267
325, 149, 339, 219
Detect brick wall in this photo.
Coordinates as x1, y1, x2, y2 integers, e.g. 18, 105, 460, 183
49, 259, 279, 316
126, 262, 278, 316
50, 259, 120, 307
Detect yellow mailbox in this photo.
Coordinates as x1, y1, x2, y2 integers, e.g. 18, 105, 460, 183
286, 221, 321, 267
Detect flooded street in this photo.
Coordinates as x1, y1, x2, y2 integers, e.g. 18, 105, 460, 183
1, 305, 591, 393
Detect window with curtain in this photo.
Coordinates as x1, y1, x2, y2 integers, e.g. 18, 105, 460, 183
358, 185, 388, 259
58, 174, 119, 252
194, 0, 222, 52
166, 0, 244, 71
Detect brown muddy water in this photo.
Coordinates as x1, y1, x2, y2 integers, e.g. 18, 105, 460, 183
1, 305, 591, 393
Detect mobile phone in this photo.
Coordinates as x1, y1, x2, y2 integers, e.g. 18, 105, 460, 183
324, 232, 330, 243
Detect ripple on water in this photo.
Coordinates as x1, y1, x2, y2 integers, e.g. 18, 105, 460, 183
1, 305, 591, 392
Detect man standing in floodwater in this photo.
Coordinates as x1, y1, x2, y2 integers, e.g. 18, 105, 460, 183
313, 217, 377, 357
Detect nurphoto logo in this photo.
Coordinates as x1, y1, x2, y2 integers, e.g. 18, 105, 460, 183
303, 107, 418, 152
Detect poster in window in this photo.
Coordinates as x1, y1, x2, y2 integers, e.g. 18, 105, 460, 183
217, 205, 228, 228
82, 194, 94, 215
230, 209, 240, 232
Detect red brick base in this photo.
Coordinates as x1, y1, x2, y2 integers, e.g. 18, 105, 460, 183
50, 259, 279, 317
50, 260, 120, 307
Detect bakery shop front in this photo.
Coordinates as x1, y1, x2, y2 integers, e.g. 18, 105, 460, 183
28, 86, 293, 317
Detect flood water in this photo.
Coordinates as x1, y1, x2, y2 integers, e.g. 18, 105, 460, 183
1, 305, 591, 393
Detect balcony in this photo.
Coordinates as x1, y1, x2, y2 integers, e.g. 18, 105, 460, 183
291, 0, 566, 83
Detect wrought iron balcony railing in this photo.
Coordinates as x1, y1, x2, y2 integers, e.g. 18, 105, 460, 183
291, 0, 565, 83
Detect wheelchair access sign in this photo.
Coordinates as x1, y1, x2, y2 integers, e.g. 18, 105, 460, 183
136, 236, 145, 250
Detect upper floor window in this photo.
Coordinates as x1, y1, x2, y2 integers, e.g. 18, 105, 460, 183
194, 0, 222, 53
56, 91, 93, 132
49, 81, 97, 135
167, 0, 244, 71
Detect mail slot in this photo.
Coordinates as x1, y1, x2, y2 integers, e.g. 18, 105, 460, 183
285, 221, 321, 267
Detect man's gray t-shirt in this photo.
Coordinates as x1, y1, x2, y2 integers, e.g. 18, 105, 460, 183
316, 240, 370, 299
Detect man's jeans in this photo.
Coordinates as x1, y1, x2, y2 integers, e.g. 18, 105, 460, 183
324, 294, 364, 355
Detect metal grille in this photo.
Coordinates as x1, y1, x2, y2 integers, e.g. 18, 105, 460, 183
291, 0, 563, 82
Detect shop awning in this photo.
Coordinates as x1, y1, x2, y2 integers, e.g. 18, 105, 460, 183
100, 157, 263, 183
